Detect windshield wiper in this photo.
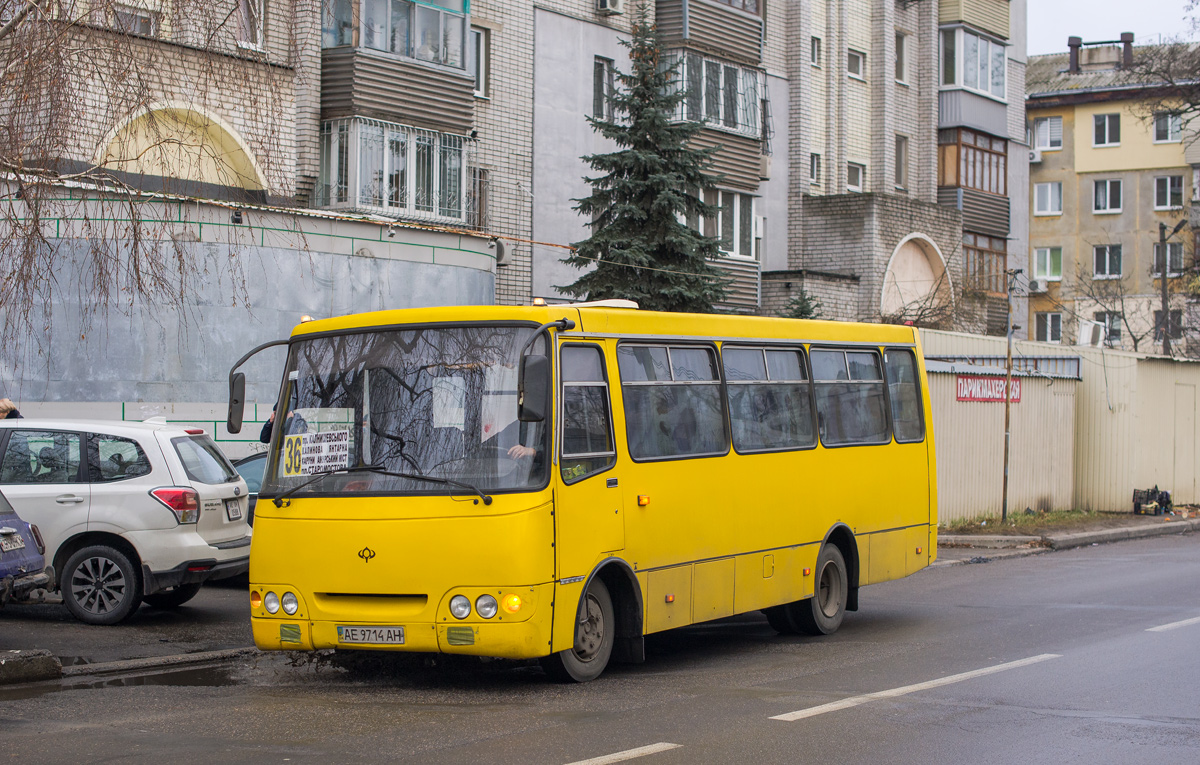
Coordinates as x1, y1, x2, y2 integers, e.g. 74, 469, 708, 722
272, 464, 492, 507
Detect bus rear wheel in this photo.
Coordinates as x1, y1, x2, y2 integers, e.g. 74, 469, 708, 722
541, 578, 614, 683
795, 544, 848, 635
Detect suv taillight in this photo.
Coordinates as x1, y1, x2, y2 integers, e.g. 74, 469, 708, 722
150, 487, 200, 524
30, 524, 45, 555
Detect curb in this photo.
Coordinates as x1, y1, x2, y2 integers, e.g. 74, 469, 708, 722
939, 517, 1200, 553
0, 649, 63, 685
0, 646, 258, 686
1047, 518, 1200, 550
60, 647, 258, 679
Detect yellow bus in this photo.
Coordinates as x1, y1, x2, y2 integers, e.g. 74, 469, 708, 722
227, 302, 936, 681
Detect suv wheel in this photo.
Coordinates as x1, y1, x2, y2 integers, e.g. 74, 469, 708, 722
62, 545, 143, 625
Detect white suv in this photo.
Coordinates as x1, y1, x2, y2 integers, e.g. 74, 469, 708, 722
0, 418, 251, 624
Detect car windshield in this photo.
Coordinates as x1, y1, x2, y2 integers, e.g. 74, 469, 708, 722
261, 324, 549, 498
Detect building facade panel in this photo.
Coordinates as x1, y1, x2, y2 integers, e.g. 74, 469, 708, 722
320, 49, 476, 134
939, 0, 1011, 38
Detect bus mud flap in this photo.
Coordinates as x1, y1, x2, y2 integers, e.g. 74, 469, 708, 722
846, 586, 859, 612
614, 635, 645, 664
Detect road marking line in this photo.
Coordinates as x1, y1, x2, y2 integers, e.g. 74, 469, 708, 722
770, 653, 1062, 722
1147, 615, 1200, 632
565, 743, 682, 765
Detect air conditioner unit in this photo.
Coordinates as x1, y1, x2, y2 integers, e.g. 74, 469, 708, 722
1077, 321, 1105, 348
597, 0, 625, 15
1027, 279, 1046, 294
1029, 149, 1043, 164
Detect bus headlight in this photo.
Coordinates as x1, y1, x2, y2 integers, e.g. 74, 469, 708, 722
281, 592, 299, 615
449, 595, 471, 619
475, 595, 498, 619
264, 591, 280, 614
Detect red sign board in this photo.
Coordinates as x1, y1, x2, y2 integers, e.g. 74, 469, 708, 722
956, 375, 1021, 403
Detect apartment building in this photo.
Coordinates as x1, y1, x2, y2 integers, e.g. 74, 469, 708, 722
1026, 35, 1194, 354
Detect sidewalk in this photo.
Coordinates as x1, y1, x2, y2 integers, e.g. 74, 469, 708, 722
934, 516, 1200, 566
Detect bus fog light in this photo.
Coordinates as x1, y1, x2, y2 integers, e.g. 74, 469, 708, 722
264, 591, 280, 614
475, 595, 498, 619
281, 592, 299, 615
502, 593, 522, 613
449, 595, 471, 619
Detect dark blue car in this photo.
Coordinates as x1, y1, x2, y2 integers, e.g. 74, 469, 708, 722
0, 487, 51, 607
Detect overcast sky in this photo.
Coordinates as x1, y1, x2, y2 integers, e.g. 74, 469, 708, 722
1027, 0, 1196, 56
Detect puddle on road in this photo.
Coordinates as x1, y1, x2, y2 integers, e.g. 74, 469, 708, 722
0, 665, 238, 701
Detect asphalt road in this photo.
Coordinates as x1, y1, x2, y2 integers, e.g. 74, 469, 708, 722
3, 535, 1199, 764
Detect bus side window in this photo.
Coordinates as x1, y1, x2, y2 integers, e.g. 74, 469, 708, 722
618, 344, 727, 460
722, 347, 815, 452
811, 349, 889, 446
884, 348, 925, 442
560, 345, 617, 483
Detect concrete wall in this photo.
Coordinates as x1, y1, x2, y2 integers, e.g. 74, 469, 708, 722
0, 200, 496, 458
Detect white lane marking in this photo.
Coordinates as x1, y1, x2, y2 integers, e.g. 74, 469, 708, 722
771, 653, 1062, 722
1147, 615, 1200, 632
564, 743, 682, 765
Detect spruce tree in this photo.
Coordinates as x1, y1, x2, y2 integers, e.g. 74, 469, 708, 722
560, 3, 728, 312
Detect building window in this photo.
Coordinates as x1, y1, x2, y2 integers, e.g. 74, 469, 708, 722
671, 51, 762, 139
689, 189, 757, 259
1093, 244, 1122, 279
713, 0, 760, 13
939, 128, 1007, 196
322, 0, 353, 47
1153, 242, 1184, 276
593, 57, 615, 120
1093, 113, 1120, 147
847, 162, 864, 192
894, 134, 908, 189
847, 49, 865, 79
361, 0, 466, 69
809, 153, 821, 185
1093, 179, 1122, 213
469, 27, 489, 98
1154, 176, 1184, 209
1033, 116, 1063, 150
1034, 246, 1062, 281
1155, 113, 1183, 143
811, 37, 822, 67
1094, 312, 1122, 345
895, 32, 908, 83
964, 233, 1006, 293
940, 27, 1006, 100
1034, 182, 1062, 215
1154, 309, 1184, 340
1035, 312, 1062, 343
316, 117, 474, 226
237, 0, 263, 47
112, 4, 160, 36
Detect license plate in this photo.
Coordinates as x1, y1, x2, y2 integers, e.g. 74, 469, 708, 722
1, 536, 25, 552
337, 625, 405, 645
225, 498, 242, 521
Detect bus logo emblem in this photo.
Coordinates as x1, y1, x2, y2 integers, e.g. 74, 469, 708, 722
358, 546, 376, 563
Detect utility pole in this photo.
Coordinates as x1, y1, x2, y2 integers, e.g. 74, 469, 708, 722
1158, 220, 1187, 356
1001, 268, 1022, 524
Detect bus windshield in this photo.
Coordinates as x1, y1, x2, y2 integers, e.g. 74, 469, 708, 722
261, 324, 549, 498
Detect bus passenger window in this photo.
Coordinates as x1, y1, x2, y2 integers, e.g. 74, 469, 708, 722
618, 344, 727, 460
884, 348, 925, 442
560, 345, 616, 482
811, 349, 889, 446
723, 347, 815, 452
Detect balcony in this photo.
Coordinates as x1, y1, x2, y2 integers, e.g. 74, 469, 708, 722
315, 116, 484, 229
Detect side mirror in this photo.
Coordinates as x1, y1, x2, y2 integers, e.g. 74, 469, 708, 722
227, 372, 246, 434
518, 355, 550, 423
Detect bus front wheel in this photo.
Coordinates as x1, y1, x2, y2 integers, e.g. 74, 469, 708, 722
795, 544, 848, 635
541, 578, 614, 683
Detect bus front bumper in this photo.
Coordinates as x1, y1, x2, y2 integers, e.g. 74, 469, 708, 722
252, 615, 553, 659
